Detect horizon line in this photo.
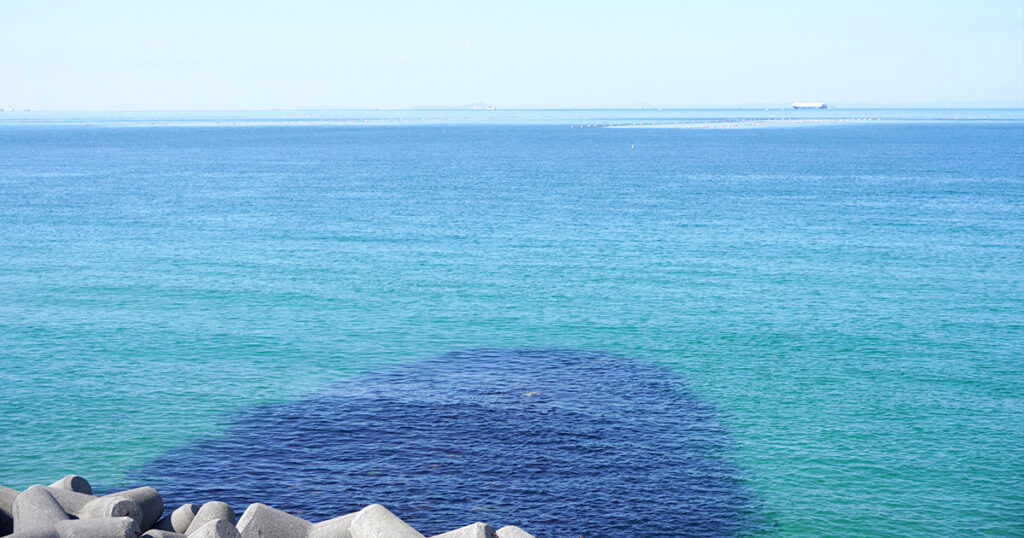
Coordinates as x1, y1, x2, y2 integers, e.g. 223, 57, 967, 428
4, 105, 1024, 113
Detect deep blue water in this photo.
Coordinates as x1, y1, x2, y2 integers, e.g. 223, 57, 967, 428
1, 112, 1022, 535
134, 349, 756, 536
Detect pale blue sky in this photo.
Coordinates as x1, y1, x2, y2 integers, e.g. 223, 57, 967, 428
1, 0, 1022, 110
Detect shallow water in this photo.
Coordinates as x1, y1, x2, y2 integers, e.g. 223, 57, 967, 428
1, 113, 1022, 535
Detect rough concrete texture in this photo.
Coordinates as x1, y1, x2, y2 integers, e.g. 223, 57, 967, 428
41, 487, 142, 523
236, 503, 311, 538
185, 502, 235, 535
306, 512, 357, 538
106, 488, 163, 530
80, 497, 143, 523
4, 527, 60, 538
429, 522, 496, 538
12, 487, 69, 533
0, 485, 17, 535
495, 526, 536, 538
188, 520, 240, 538
5, 517, 140, 538
142, 530, 186, 538
38, 488, 93, 515
0, 477, 535, 538
47, 477, 91, 496
53, 517, 140, 538
153, 504, 199, 534
349, 505, 424, 538
0, 486, 19, 512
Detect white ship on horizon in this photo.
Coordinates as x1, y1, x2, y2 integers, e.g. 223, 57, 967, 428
792, 102, 828, 109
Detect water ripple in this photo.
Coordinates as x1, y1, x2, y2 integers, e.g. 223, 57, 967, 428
134, 349, 759, 536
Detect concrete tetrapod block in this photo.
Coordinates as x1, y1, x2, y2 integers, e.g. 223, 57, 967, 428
4, 527, 60, 538
429, 522, 496, 538
6, 518, 140, 538
153, 504, 199, 533
142, 531, 187, 538
185, 502, 236, 535
53, 517, 141, 538
236, 503, 312, 538
306, 512, 357, 538
188, 520, 241, 538
494, 526, 535, 538
106, 487, 164, 530
1, 484, 18, 535
48, 476, 92, 495
12, 486, 71, 533
0, 484, 19, 511
349, 505, 423, 538
41, 487, 143, 523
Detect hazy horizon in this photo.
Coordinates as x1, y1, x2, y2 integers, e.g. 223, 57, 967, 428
6, 104, 1024, 114
2, 0, 1022, 110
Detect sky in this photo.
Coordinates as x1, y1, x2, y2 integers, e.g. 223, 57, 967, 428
1, 0, 1022, 110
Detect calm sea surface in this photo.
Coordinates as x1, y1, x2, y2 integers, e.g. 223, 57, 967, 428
1, 110, 1022, 536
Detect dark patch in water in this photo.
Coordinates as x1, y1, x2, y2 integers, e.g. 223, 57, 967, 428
132, 350, 758, 536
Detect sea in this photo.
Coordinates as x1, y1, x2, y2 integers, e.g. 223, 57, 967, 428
1, 108, 1022, 536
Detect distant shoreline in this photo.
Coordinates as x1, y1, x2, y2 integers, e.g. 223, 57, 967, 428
0, 108, 1020, 129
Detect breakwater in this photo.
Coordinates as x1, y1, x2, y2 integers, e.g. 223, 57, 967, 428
0, 475, 534, 538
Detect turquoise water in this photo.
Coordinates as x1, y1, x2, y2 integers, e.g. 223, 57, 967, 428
1, 110, 1022, 535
